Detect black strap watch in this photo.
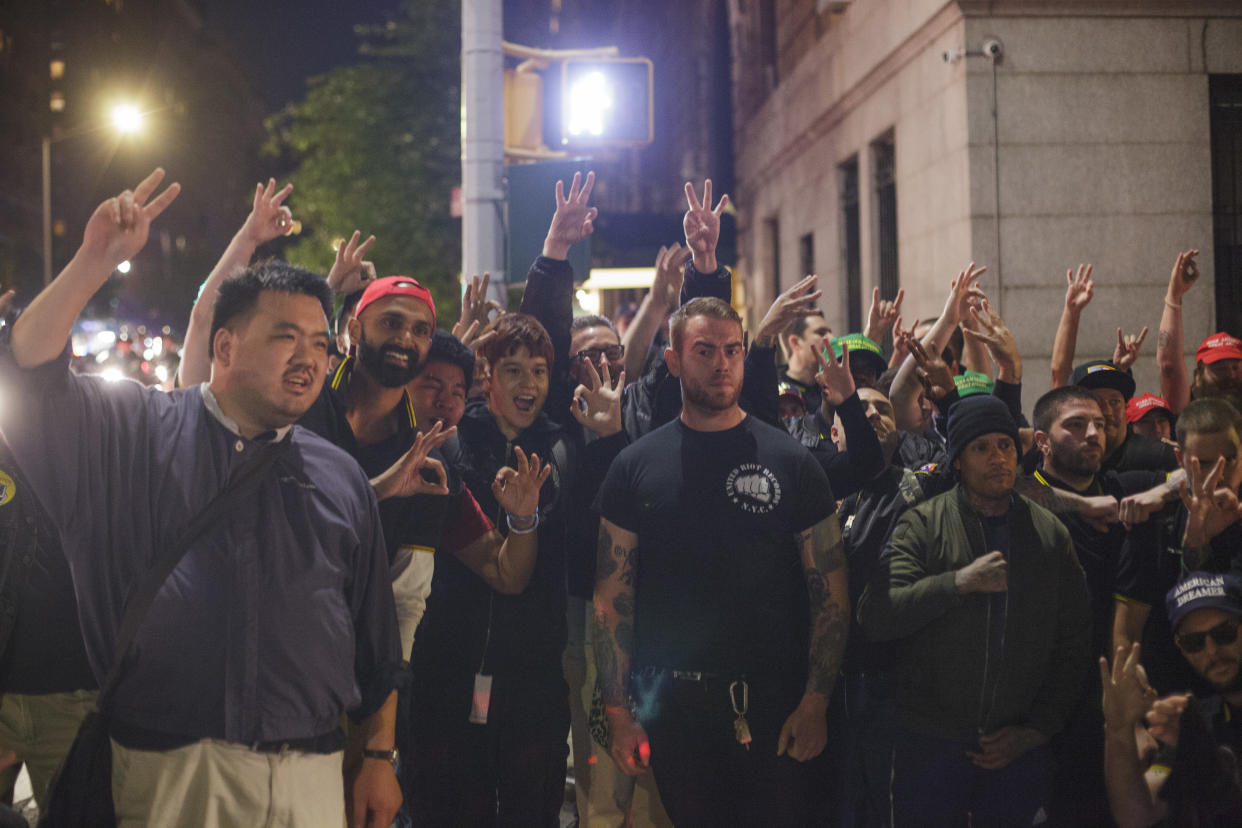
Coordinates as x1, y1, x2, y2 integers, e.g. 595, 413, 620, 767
362, 747, 399, 768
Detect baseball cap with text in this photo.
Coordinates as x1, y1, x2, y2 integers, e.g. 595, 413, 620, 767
1196, 332, 1242, 365
353, 276, 437, 329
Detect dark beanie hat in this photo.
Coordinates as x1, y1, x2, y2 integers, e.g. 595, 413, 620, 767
947, 395, 1020, 466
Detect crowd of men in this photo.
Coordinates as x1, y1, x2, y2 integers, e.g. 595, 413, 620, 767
0, 164, 1238, 828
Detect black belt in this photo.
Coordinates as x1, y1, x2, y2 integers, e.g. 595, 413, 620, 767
635, 666, 727, 682
250, 730, 344, 755
112, 719, 344, 755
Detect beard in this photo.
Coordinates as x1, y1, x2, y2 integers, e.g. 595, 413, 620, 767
1206, 656, 1242, 694
682, 378, 742, 413
357, 332, 420, 388
1050, 438, 1102, 479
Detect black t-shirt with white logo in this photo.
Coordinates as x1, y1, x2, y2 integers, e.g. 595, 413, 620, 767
595, 416, 835, 678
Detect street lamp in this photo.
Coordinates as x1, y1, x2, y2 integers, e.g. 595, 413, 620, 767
42, 101, 145, 285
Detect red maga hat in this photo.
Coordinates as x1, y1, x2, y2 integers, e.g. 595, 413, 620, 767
1196, 332, 1242, 365
1126, 393, 1172, 424
353, 276, 436, 329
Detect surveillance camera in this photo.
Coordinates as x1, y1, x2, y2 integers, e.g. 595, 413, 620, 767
982, 39, 1003, 60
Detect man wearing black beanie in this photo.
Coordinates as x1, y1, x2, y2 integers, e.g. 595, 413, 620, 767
859, 394, 1091, 825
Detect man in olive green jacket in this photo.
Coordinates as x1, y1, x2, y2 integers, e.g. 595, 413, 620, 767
858, 395, 1090, 826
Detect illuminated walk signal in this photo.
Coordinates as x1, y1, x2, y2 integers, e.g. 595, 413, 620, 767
560, 57, 653, 148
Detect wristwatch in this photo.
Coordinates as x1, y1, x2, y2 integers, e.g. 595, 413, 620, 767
362, 747, 399, 768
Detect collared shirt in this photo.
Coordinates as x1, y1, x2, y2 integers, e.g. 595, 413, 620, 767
0, 344, 401, 744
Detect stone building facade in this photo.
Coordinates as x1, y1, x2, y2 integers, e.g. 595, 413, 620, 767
728, 0, 1242, 399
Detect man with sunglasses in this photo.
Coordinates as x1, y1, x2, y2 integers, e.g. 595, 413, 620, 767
1102, 573, 1242, 827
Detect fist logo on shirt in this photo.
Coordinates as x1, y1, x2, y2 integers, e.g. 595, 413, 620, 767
725, 464, 782, 514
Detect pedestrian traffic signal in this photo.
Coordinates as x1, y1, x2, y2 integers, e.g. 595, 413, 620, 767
560, 57, 653, 148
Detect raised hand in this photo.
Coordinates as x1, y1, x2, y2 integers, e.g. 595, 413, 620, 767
864, 287, 905, 344
754, 274, 822, 349
491, 446, 552, 519
813, 338, 856, 408
941, 263, 988, 325
888, 315, 918, 368
1101, 643, 1157, 736
683, 179, 728, 272
454, 272, 505, 342
964, 298, 1021, 380
571, 359, 624, 438
369, 422, 456, 501
1112, 326, 1149, 372
241, 179, 296, 246
1064, 264, 1094, 313
1145, 693, 1190, 748
907, 337, 955, 400
1180, 455, 1242, 553
651, 244, 691, 313
543, 171, 597, 260
80, 168, 181, 270
327, 230, 378, 296
1167, 249, 1200, 302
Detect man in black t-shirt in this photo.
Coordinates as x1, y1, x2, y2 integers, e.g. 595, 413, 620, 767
1071, 359, 1179, 474
593, 298, 848, 826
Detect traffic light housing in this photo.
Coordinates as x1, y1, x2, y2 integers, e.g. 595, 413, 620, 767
559, 57, 653, 148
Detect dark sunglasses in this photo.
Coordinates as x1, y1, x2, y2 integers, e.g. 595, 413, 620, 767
574, 345, 625, 363
1176, 617, 1242, 654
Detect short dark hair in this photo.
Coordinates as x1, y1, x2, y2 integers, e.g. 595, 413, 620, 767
570, 314, 618, 340
1033, 385, 1100, 433
336, 288, 365, 337
209, 261, 333, 358
480, 312, 555, 367
424, 329, 475, 385
669, 297, 742, 352
780, 313, 825, 345
1176, 397, 1242, 446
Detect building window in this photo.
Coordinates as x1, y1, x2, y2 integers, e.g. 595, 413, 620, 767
758, 0, 778, 90
839, 158, 862, 333
1210, 75, 1242, 336
49, 59, 65, 80
872, 133, 899, 306
799, 232, 814, 278
766, 216, 781, 303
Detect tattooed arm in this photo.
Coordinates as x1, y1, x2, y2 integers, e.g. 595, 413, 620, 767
593, 517, 650, 775
1013, 475, 1118, 532
777, 514, 849, 762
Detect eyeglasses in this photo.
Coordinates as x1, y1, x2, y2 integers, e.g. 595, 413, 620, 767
1176, 617, 1242, 654
574, 345, 625, 363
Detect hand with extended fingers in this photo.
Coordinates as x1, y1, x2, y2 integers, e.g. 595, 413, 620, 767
1180, 455, 1242, 552
863, 287, 904, 345
491, 446, 553, 520
1064, 264, 1094, 314
813, 337, 855, 408
1167, 249, 1200, 302
1112, 326, 1149, 373
80, 168, 181, 271
369, 422, 457, 501
242, 179, 296, 247
328, 231, 378, 296
683, 179, 728, 273
754, 274, 822, 349
905, 336, 955, 401
1100, 643, 1158, 738
543, 171, 597, 260
964, 298, 1021, 380
651, 244, 692, 313
571, 359, 624, 438
941, 263, 988, 326
888, 315, 919, 368
453, 272, 504, 350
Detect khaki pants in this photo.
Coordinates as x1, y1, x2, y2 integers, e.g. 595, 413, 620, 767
0, 689, 96, 807
565, 597, 671, 828
111, 738, 344, 828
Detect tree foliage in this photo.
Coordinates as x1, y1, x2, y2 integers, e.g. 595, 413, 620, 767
265, 1, 461, 310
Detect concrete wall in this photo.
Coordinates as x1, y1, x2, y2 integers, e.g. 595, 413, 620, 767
731, 2, 1242, 405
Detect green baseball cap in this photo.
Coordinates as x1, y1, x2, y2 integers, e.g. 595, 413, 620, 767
953, 370, 994, 397
825, 333, 887, 378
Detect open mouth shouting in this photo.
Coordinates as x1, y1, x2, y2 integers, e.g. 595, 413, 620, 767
513, 395, 538, 413
283, 370, 315, 394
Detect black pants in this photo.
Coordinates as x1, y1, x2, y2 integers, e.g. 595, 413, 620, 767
404, 668, 569, 828
638, 671, 818, 827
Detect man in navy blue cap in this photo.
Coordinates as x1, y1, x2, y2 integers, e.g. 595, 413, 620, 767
1071, 359, 1177, 473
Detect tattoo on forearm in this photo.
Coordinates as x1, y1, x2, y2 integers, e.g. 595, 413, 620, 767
1158, 329, 1174, 351
800, 516, 848, 697
594, 523, 638, 708
596, 527, 617, 579
613, 591, 635, 620
593, 611, 624, 705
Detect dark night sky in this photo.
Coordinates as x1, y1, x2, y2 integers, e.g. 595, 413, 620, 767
199, 0, 402, 109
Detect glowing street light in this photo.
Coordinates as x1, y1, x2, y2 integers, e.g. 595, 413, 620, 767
567, 72, 613, 137
560, 58, 653, 148
110, 103, 144, 134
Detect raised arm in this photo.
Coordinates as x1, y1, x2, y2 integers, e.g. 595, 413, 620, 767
594, 518, 650, 776
1157, 250, 1199, 413
862, 286, 904, 348
890, 264, 985, 431
683, 179, 727, 276
13, 168, 179, 368
179, 179, 294, 386
1051, 264, 1093, 389
620, 244, 689, 380
1101, 643, 1167, 828
777, 513, 849, 762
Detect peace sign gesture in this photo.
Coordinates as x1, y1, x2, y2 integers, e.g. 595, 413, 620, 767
80, 168, 181, 270
683, 179, 728, 273
542, 170, 598, 260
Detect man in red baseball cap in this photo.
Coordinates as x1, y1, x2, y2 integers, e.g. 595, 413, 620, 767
1194, 332, 1242, 402
1126, 393, 1175, 442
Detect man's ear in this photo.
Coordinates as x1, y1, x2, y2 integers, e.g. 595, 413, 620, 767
665, 346, 681, 378
212, 327, 233, 369
347, 316, 362, 348
1033, 429, 1050, 454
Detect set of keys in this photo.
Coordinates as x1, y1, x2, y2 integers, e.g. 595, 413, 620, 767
729, 680, 752, 749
